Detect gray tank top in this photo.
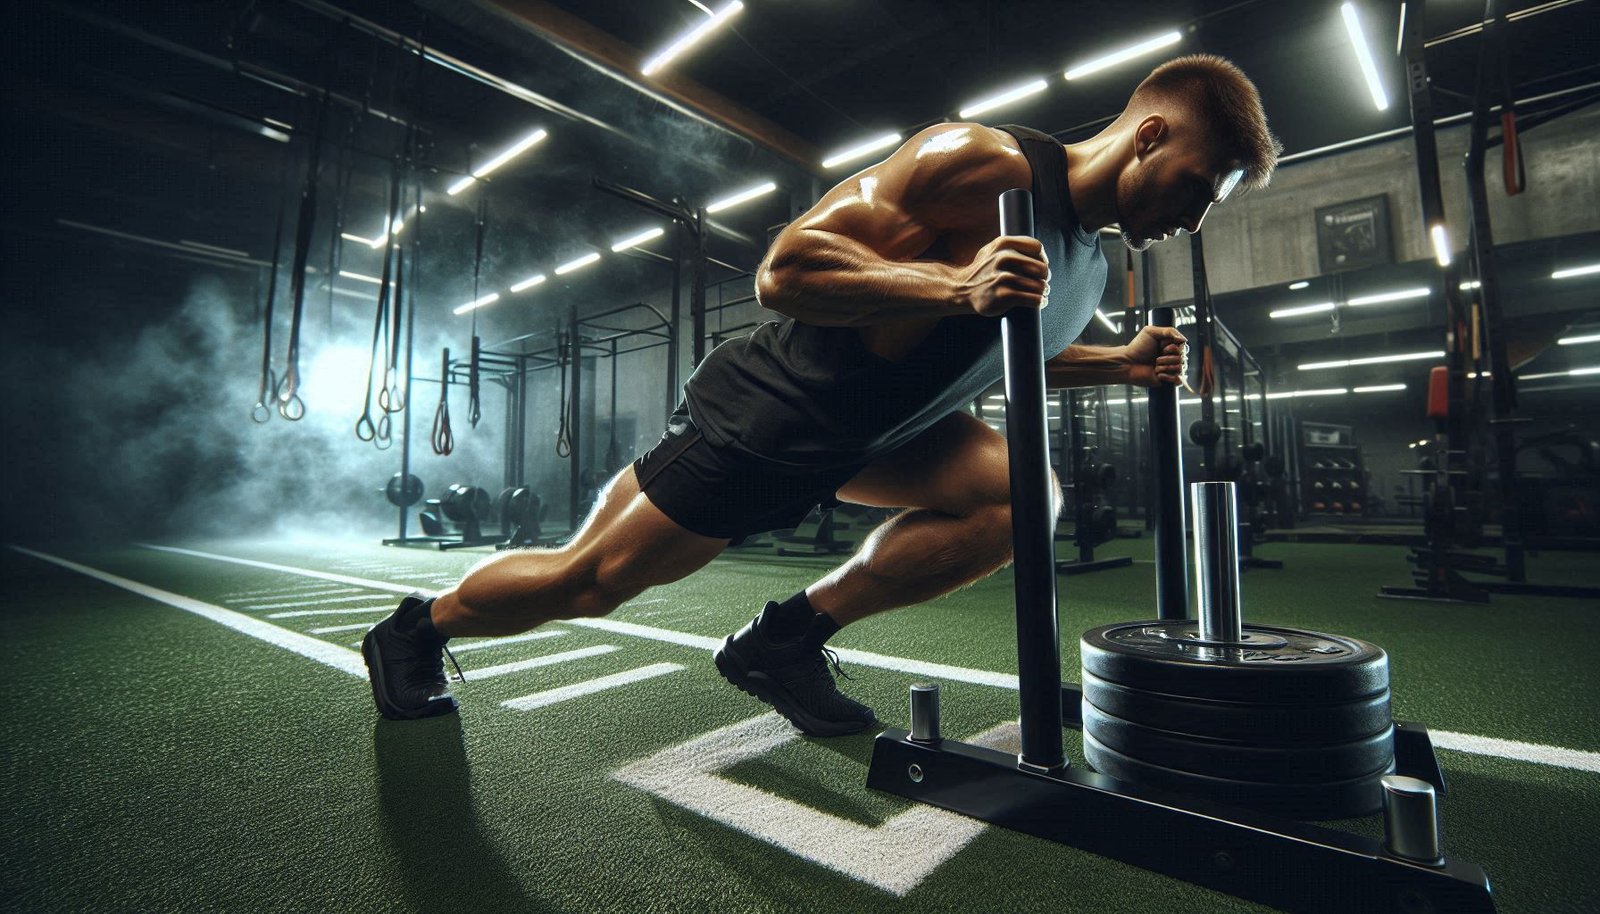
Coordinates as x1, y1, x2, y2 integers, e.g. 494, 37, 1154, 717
683, 124, 1108, 468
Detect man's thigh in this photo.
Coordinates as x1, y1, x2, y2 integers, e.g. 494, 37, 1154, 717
835, 412, 1013, 517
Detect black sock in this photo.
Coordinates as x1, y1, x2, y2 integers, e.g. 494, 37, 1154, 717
762, 591, 817, 642
760, 591, 842, 647
404, 597, 448, 644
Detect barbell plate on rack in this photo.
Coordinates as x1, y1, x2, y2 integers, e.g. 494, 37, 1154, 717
1081, 700, 1395, 784
1080, 669, 1393, 744
1081, 621, 1389, 705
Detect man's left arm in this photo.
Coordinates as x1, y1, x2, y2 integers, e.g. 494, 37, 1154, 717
1046, 326, 1187, 389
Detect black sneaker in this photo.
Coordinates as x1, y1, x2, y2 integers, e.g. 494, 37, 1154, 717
362, 593, 464, 721
713, 604, 877, 736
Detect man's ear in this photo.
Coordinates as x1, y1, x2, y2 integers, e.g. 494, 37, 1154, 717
1134, 115, 1167, 162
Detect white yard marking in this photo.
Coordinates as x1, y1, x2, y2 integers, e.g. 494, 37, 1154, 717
11, 547, 364, 677
138, 544, 419, 594
613, 714, 1018, 895
1431, 731, 1600, 774
240, 594, 390, 610
130, 545, 1600, 776
568, 618, 1018, 689
267, 606, 397, 618
447, 630, 568, 653
466, 645, 618, 680
503, 663, 683, 711
221, 585, 363, 599
309, 622, 380, 635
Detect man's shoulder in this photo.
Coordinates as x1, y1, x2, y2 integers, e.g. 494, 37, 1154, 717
898, 124, 1031, 200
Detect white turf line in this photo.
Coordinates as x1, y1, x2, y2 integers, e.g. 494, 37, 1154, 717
239, 594, 393, 610
504, 663, 684, 711
221, 585, 363, 599
309, 621, 381, 635
346, 629, 569, 650
267, 607, 397, 619
467, 645, 619, 680
10, 547, 365, 677
128, 544, 1600, 776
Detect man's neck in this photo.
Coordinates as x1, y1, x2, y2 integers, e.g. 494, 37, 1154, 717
1062, 132, 1122, 233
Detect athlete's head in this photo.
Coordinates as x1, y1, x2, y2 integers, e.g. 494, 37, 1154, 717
1112, 55, 1281, 251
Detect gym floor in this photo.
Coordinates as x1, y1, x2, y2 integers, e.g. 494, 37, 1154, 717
4, 535, 1597, 914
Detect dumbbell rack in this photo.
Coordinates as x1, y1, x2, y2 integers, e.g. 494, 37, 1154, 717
864, 191, 1495, 914
1300, 422, 1369, 520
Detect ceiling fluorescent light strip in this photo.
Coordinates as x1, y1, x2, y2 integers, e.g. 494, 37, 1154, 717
1269, 302, 1336, 319
453, 293, 500, 316
822, 132, 902, 169
338, 270, 383, 285
1094, 310, 1121, 332
1299, 350, 1443, 370
642, 1, 745, 76
1354, 384, 1407, 393
958, 79, 1049, 119
1063, 31, 1182, 80
1348, 287, 1430, 306
611, 227, 665, 252
706, 181, 777, 214
555, 252, 601, 275
1341, 3, 1389, 110
510, 273, 547, 293
474, 129, 548, 179
1552, 263, 1600, 279
1430, 224, 1452, 266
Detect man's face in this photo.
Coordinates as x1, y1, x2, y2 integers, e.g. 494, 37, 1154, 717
1115, 129, 1243, 252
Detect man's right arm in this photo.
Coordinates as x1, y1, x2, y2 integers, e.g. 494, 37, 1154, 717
755, 125, 1046, 327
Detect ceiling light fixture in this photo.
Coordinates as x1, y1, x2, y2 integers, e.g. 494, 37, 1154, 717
510, 273, 547, 293
822, 132, 902, 169
1348, 287, 1430, 306
642, 1, 745, 76
1269, 302, 1336, 319
1299, 350, 1443, 370
555, 252, 602, 275
453, 293, 500, 316
1341, 2, 1389, 110
958, 78, 1049, 119
706, 181, 777, 214
610, 227, 666, 252
1063, 31, 1182, 80
1552, 262, 1600, 279
448, 128, 549, 196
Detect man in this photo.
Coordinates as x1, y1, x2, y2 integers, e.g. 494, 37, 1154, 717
363, 54, 1280, 734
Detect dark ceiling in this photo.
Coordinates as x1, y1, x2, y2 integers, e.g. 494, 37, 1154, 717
2, 0, 1597, 340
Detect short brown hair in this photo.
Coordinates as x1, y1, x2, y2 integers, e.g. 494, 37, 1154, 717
1133, 54, 1282, 193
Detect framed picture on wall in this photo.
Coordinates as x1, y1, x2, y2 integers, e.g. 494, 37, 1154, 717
1315, 195, 1392, 273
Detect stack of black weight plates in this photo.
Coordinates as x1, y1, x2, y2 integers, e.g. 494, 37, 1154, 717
1080, 621, 1396, 820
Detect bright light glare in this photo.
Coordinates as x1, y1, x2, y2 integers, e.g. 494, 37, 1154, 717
610, 227, 666, 252
642, 1, 744, 76
1299, 350, 1444, 371
821, 132, 902, 169
1348, 287, 1429, 307
1269, 302, 1336, 319
453, 293, 500, 316
1342, 3, 1389, 110
1063, 31, 1182, 80
554, 252, 602, 275
510, 274, 547, 293
958, 79, 1048, 119
1552, 263, 1600, 279
706, 181, 777, 214
1430, 223, 1451, 266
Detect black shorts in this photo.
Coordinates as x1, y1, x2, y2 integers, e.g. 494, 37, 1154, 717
632, 408, 867, 540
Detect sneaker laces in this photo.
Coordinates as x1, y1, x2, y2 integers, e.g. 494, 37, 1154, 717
443, 644, 466, 683
820, 646, 854, 682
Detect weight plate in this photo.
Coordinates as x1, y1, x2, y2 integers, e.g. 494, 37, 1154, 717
1081, 669, 1393, 745
1082, 621, 1389, 705
385, 472, 424, 508
1083, 729, 1392, 820
1081, 700, 1395, 784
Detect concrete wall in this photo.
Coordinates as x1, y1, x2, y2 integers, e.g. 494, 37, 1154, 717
1148, 103, 1600, 302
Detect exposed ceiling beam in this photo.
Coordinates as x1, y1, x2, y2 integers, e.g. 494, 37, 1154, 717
470, 0, 823, 172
